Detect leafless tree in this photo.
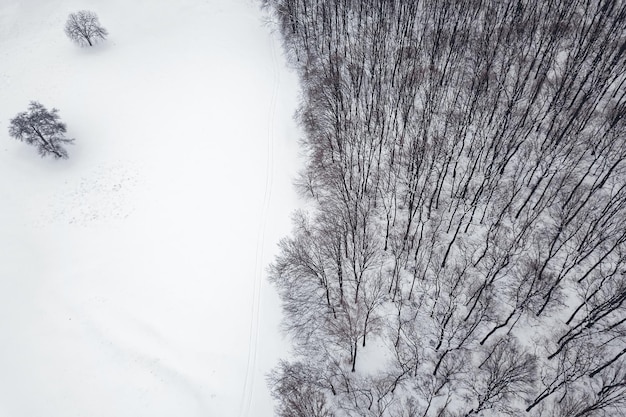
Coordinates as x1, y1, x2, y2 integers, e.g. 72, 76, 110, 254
464, 336, 536, 416
8, 101, 73, 159
65, 10, 108, 47
268, 361, 335, 417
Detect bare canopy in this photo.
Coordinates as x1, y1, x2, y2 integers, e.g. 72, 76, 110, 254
64, 10, 108, 47
9, 101, 74, 159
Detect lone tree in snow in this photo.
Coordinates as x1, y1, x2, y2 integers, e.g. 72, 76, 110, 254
64, 10, 108, 47
9, 102, 74, 159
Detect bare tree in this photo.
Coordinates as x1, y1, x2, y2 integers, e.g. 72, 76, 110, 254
551, 363, 626, 417
464, 336, 536, 416
65, 10, 108, 47
268, 361, 335, 417
8, 101, 73, 159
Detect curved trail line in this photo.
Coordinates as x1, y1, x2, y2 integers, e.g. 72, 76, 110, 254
238, 31, 280, 417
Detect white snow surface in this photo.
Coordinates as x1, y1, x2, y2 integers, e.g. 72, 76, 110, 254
0, 0, 301, 416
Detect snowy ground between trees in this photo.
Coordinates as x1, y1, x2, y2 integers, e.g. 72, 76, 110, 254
0, 0, 301, 415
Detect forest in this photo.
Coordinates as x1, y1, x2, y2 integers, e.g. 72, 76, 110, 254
263, 0, 626, 416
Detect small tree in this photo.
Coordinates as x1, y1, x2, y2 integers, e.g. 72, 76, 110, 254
64, 10, 108, 47
9, 102, 74, 159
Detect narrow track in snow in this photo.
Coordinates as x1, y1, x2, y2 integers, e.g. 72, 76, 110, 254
238, 31, 280, 417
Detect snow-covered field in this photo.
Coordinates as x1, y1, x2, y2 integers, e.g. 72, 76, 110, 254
0, 1, 300, 415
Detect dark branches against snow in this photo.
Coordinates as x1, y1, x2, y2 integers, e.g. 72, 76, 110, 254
264, 0, 626, 415
8, 101, 74, 159
64, 10, 108, 47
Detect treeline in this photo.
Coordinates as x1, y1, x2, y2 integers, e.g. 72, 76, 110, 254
263, 0, 626, 415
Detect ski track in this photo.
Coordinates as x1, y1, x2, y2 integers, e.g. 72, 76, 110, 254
239, 29, 280, 417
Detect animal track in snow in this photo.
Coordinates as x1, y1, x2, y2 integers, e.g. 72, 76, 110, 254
37, 161, 143, 227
